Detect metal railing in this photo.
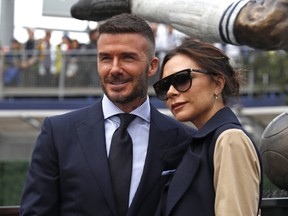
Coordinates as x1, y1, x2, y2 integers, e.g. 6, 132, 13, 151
1, 199, 288, 216
0, 206, 19, 216
0, 48, 163, 99
0, 48, 287, 99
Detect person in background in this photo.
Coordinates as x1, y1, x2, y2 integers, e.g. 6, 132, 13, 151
22, 28, 38, 86
165, 25, 185, 50
55, 35, 72, 79
66, 39, 80, 86
37, 30, 57, 86
148, 23, 182, 86
24, 28, 36, 59
3, 38, 22, 86
87, 28, 99, 50
153, 39, 262, 216
83, 28, 99, 86
60, 35, 72, 52
20, 13, 194, 216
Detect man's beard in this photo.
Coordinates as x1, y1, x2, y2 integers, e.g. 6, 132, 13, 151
100, 69, 149, 105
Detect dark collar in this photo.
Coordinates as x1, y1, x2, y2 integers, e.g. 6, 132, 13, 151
193, 107, 241, 139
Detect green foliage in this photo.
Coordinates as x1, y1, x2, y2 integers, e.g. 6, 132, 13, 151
242, 50, 288, 93
0, 161, 29, 206
0, 160, 285, 205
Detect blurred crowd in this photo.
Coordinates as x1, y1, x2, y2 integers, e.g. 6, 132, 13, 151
0, 23, 254, 88
1, 27, 100, 87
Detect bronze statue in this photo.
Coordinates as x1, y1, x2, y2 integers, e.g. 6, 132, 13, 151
70, 0, 288, 51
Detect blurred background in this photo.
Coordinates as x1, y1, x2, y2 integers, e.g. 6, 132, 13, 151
0, 0, 287, 206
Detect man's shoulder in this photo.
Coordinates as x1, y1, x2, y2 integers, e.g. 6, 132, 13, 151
48, 100, 102, 123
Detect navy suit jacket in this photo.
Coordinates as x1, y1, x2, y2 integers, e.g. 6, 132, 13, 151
20, 97, 194, 216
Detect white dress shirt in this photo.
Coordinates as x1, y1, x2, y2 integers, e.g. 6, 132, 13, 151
102, 94, 150, 205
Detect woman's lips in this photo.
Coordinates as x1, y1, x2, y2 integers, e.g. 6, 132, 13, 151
171, 102, 186, 111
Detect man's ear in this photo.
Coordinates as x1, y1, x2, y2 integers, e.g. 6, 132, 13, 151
147, 57, 159, 77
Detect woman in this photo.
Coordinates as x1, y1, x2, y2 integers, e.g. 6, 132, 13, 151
153, 39, 262, 216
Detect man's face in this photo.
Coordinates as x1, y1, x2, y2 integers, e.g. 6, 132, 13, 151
97, 33, 157, 112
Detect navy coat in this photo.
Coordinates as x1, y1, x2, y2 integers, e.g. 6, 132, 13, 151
156, 107, 262, 216
20, 97, 194, 216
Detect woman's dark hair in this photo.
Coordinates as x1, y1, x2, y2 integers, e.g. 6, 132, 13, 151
98, 13, 155, 59
160, 39, 243, 104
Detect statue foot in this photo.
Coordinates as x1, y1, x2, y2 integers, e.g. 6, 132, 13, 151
70, 0, 131, 21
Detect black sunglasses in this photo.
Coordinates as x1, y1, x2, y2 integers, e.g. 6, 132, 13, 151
153, 68, 209, 101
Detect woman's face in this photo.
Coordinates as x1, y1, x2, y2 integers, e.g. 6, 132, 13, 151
162, 54, 224, 128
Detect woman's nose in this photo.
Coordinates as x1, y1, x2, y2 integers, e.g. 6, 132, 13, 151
166, 84, 179, 99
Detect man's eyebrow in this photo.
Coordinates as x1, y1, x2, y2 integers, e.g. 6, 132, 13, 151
98, 52, 109, 56
121, 52, 138, 56
98, 51, 139, 57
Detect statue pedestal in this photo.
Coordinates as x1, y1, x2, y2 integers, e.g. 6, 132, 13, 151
261, 198, 288, 216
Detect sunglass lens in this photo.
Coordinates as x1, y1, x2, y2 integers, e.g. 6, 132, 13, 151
172, 72, 191, 92
154, 79, 170, 100
153, 69, 192, 101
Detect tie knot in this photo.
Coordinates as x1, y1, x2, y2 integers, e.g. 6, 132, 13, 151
118, 113, 136, 129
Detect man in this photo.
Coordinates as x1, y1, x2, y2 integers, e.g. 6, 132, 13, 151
71, 0, 288, 51
83, 28, 99, 86
20, 13, 193, 216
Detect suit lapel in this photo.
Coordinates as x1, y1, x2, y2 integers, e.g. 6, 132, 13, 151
129, 120, 166, 210
76, 101, 117, 215
128, 106, 183, 215
166, 149, 201, 215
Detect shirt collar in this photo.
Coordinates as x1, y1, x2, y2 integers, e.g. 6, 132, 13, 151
102, 94, 151, 123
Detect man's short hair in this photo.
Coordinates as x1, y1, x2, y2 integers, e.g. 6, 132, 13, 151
98, 13, 155, 58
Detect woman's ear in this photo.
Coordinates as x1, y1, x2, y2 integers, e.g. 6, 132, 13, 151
215, 74, 225, 94
147, 57, 159, 77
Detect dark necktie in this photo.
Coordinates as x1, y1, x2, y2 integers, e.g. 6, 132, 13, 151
109, 113, 136, 216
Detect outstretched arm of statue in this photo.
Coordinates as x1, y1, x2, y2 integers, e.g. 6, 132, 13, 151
70, 0, 288, 51
234, 0, 288, 50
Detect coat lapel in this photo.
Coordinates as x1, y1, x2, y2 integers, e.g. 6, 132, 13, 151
166, 149, 201, 215
76, 100, 117, 215
128, 105, 184, 215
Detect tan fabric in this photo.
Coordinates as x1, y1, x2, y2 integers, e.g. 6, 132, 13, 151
214, 129, 261, 216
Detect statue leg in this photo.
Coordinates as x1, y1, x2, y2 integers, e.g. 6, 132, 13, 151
70, 0, 288, 50
70, 0, 248, 45
70, 0, 131, 21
